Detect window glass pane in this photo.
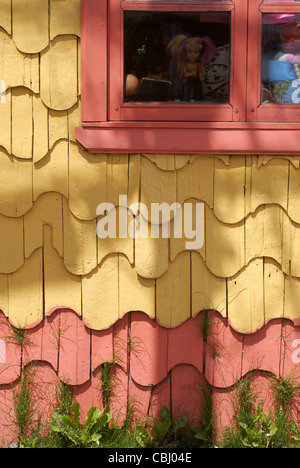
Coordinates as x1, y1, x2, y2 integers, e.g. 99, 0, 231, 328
124, 11, 230, 103
262, 13, 300, 104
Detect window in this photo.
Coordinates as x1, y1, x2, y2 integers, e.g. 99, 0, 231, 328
76, 0, 300, 154
248, 0, 300, 122
109, 0, 245, 122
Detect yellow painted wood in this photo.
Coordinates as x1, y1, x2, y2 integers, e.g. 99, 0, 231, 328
169, 198, 206, 262
175, 154, 191, 170
177, 155, 214, 207
106, 154, 129, 207
69, 142, 106, 220
63, 198, 97, 275
68, 101, 82, 142
282, 213, 300, 277
0, 149, 32, 217
245, 205, 283, 267
97, 206, 134, 265
227, 259, 264, 333
284, 274, 300, 322
24, 193, 63, 259
0, 89, 11, 154
288, 162, 300, 224
0, 214, 24, 274
33, 141, 69, 201
205, 205, 245, 278
12, 0, 49, 53
250, 157, 289, 213
11, 88, 33, 159
119, 255, 155, 319
48, 109, 68, 149
191, 252, 227, 317
0, 29, 39, 93
214, 155, 246, 223
8, 249, 43, 328
82, 255, 119, 330
40, 35, 78, 110
135, 230, 169, 279
50, 0, 81, 40
0, 274, 9, 317
143, 154, 177, 171
44, 225, 81, 315
33, 95, 49, 162
128, 154, 141, 208
140, 156, 177, 218
0, 0, 12, 34
156, 252, 190, 328
264, 258, 284, 323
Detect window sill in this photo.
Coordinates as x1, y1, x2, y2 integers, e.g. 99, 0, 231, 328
75, 122, 300, 155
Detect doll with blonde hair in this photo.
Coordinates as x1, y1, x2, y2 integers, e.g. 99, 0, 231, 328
167, 34, 216, 101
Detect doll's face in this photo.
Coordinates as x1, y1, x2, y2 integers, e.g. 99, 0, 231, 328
185, 43, 202, 62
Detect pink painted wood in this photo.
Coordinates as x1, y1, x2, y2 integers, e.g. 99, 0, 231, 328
130, 312, 168, 387
0, 314, 21, 385
58, 309, 91, 386
205, 312, 243, 388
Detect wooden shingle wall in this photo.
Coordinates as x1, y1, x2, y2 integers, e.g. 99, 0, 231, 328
1, 0, 300, 443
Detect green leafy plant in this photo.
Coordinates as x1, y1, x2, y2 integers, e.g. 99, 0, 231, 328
238, 399, 278, 448
50, 401, 112, 448
136, 406, 188, 448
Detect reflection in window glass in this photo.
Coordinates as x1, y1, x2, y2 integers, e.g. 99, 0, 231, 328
262, 12, 300, 104
124, 11, 230, 103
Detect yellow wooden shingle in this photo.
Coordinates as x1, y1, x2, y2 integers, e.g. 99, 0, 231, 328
82, 255, 119, 330
0, 214, 24, 274
0, 29, 39, 93
12, 0, 49, 54
0, 148, 32, 217
40, 35, 79, 110
227, 259, 264, 333
24, 193, 64, 259
156, 252, 190, 328
0, 89, 11, 154
11, 88, 33, 159
63, 198, 97, 275
191, 252, 227, 317
214, 155, 246, 224
119, 255, 155, 319
0, 0, 12, 35
8, 248, 43, 328
33, 141, 69, 201
50, 0, 81, 40
44, 225, 81, 316
69, 142, 106, 220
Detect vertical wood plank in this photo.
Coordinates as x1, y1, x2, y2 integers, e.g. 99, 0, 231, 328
58, 310, 91, 385
130, 312, 168, 387
156, 252, 190, 328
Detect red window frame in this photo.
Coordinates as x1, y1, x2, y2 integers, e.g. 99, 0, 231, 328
75, 0, 300, 155
109, 0, 245, 123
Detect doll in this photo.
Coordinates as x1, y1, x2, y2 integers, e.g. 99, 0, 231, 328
167, 35, 216, 101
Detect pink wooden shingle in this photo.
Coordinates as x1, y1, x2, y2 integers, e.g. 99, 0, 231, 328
0, 314, 21, 384
58, 309, 91, 385
168, 315, 204, 374
242, 319, 283, 378
205, 312, 243, 388
130, 312, 168, 387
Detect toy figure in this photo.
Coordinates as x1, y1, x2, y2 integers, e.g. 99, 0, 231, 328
167, 35, 216, 101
